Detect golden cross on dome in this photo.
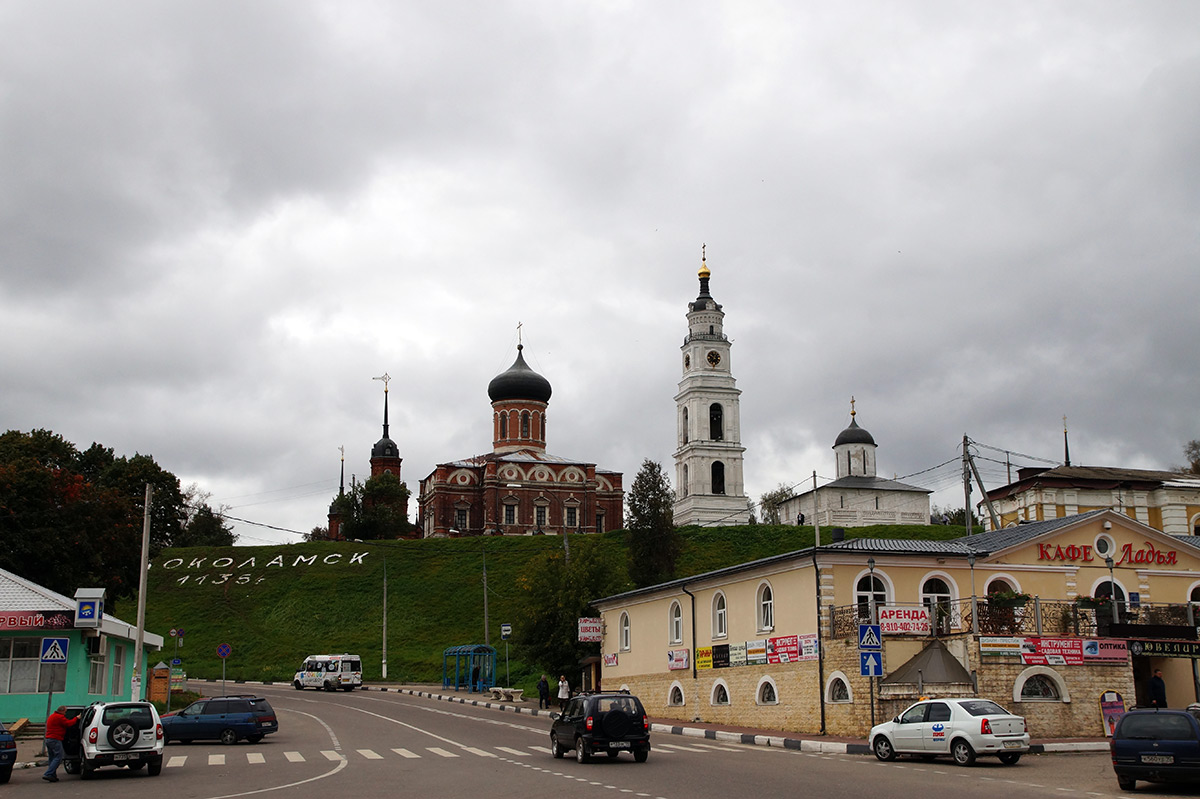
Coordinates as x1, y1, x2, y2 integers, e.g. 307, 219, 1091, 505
850, 396, 856, 417
338, 445, 344, 462
373, 373, 391, 393
517, 321, 523, 347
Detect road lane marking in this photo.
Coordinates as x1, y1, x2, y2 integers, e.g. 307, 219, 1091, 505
247, 753, 266, 764
496, 746, 529, 756
463, 746, 497, 757
392, 748, 420, 758
321, 750, 343, 761
209, 754, 226, 765
689, 743, 742, 752
167, 756, 187, 768
428, 747, 459, 758
655, 743, 705, 752
357, 749, 383, 759
284, 752, 305, 762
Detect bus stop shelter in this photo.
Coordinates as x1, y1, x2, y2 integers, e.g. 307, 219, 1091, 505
442, 645, 496, 693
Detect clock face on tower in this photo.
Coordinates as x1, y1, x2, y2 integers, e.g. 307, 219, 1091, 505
706, 350, 721, 367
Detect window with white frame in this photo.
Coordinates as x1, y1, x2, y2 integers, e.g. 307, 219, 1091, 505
669, 601, 683, 644
455, 508, 468, 531
855, 574, 887, 621
504, 503, 516, 526
1020, 674, 1061, 700
757, 583, 774, 631
566, 506, 578, 528
757, 678, 778, 705
712, 683, 730, 705
89, 656, 106, 694
535, 505, 547, 528
669, 685, 685, 706
110, 644, 125, 694
829, 676, 851, 703
712, 593, 727, 639
619, 612, 630, 651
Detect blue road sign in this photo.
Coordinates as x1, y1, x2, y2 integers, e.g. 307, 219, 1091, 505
41, 637, 69, 664
858, 624, 882, 650
172, 658, 182, 666
860, 651, 883, 677
216, 643, 232, 659
500, 623, 512, 640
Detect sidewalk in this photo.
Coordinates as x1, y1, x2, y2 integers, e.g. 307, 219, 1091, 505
360, 682, 1112, 756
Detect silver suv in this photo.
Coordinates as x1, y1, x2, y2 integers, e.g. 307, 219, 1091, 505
64, 701, 164, 778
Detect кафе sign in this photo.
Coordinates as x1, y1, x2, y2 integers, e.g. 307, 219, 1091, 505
1037, 541, 1180, 566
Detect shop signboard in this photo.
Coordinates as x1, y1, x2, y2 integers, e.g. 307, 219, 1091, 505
603, 653, 618, 667
0, 611, 75, 631
1128, 640, 1200, 658
712, 644, 731, 669
746, 639, 767, 665
696, 647, 713, 670
767, 635, 799, 664
577, 617, 603, 642
1100, 690, 1127, 737
982, 637, 1128, 664
667, 648, 690, 670
728, 642, 747, 667
879, 605, 930, 635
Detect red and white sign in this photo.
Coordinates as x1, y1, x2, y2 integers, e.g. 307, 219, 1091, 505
767, 634, 819, 663
0, 611, 74, 631
879, 605, 930, 635
667, 649, 690, 670
1036, 541, 1179, 567
1020, 637, 1130, 666
577, 617, 603, 642
603, 653, 619, 667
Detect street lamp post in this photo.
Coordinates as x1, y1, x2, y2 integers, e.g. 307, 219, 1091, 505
1106, 555, 1119, 624
867, 557, 877, 624
967, 552, 978, 635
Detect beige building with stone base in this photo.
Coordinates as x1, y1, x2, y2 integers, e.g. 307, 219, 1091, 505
594, 510, 1200, 740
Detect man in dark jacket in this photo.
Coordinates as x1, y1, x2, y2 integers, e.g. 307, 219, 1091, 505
537, 675, 550, 709
43, 706, 78, 782
1150, 669, 1168, 708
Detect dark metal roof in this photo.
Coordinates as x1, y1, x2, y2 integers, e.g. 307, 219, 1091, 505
881, 639, 974, 685
823, 538, 975, 555
833, 418, 876, 447
371, 437, 399, 458
949, 510, 1108, 553
987, 465, 1200, 499
487, 345, 552, 404
821, 475, 931, 494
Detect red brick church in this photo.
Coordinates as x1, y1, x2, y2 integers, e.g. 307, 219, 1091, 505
417, 345, 624, 537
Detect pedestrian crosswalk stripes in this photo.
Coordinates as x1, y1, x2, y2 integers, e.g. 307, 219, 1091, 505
156, 741, 741, 768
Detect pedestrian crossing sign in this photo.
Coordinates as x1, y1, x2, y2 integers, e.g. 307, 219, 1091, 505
858, 624, 881, 650
41, 637, 69, 664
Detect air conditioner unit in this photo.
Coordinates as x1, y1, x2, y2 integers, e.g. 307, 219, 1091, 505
86, 634, 107, 660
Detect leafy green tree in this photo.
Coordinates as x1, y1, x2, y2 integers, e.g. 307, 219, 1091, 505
513, 537, 628, 678
758, 483, 794, 525
930, 504, 979, 527
1177, 440, 1200, 475
625, 459, 678, 588
176, 503, 236, 547
330, 472, 412, 540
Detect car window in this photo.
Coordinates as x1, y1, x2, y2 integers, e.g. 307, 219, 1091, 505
958, 700, 1007, 717
208, 700, 231, 715
184, 701, 207, 716
228, 700, 252, 713
926, 703, 951, 722
566, 698, 584, 717
1118, 714, 1197, 740
899, 704, 929, 724
250, 698, 274, 713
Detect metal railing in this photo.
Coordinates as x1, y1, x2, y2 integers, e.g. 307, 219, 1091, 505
827, 598, 1198, 640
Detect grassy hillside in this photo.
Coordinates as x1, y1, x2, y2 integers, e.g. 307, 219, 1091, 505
145, 524, 965, 691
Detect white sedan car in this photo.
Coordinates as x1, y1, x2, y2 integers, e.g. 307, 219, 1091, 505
869, 698, 1030, 766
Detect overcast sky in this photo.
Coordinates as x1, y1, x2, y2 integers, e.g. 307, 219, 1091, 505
3, 2, 1197, 546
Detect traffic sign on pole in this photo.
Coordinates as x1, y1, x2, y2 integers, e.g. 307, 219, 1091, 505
860, 651, 883, 677
858, 624, 882, 650
500, 623, 512, 640
217, 643, 232, 659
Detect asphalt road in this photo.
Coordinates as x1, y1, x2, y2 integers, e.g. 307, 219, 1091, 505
6, 685, 1198, 798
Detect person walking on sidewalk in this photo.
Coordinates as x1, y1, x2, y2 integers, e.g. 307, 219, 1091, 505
1150, 669, 1168, 708
43, 706, 78, 782
537, 675, 550, 709
557, 675, 570, 711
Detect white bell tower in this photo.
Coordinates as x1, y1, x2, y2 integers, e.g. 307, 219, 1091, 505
673, 247, 749, 526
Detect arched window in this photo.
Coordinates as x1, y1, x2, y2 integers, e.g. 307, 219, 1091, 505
712, 461, 726, 495
987, 578, 1015, 595
709, 403, 724, 440
1021, 674, 1061, 700
712, 683, 729, 705
669, 685, 684, 706
757, 583, 774, 631
681, 464, 689, 497
856, 574, 887, 621
829, 677, 851, 703
540, 413, 546, 440
921, 577, 953, 635
1191, 585, 1200, 603
712, 593, 727, 639
1095, 580, 1126, 602
757, 680, 777, 705
681, 407, 689, 444
669, 601, 683, 644
619, 612, 630, 651
499, 413, 507, 439
520, 411, 530, 438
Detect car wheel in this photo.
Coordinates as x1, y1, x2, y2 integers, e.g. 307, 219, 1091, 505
294, 681, 303, 690
0, 764, 11, 784
80, 761, 95, 780
634, 750, 648, 763
108, 719, 139, 749
62, 760, 80, 775
576, 737, 590, 763
951, 739, 976, 766
247, 734, 264, 743
873, 736, 896, 762
220, 728, 238, 745
550, 733, 565, 758
147, 760, 162, 777
998, 752, 1021, 765
1117, 775, 1136, 791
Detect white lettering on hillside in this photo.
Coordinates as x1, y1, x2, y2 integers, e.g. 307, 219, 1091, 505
153, 549, 370, 588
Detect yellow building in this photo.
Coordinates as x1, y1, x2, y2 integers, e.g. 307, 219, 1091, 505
981, 465, 1200, 535
594, 509, 1200, 739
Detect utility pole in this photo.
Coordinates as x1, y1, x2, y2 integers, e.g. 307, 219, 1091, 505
133, 483, 152, 699
962, 436, 972, 537
482, 541, 490, 646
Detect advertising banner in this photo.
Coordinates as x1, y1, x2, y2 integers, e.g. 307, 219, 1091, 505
985, 637, 1130, 665
0, 611, 75, 631
1020, 637, 1083, 665
603, 653, 619, 667
667, 648, 690, 670
980, 637, 1023, 656
767, 635, 799, 664
1129, 640, 1200, 658
696, 647, 713, 670
879, 605, 930, 635
746, 639, 767, 665
1100, 690, 1128, 737
729, 642, 747, 667
1083, 639, 1128, 663
712, 644, 731, 669
578, 617, 603, 642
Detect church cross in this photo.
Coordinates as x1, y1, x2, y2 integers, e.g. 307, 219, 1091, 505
373, 373, 391, 393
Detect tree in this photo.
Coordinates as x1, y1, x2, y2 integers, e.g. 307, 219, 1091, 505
758, 483, 794, 525
930, 504, 980, 527
625, 459, 678, 588
1177, 440, 1200, 475
513, 537, 628, 679
327, 473, 412, 540
177, 483, 236, 547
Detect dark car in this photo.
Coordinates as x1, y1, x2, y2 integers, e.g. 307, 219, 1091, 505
1111, 708, 1200, 791
550, 692, 650, 763
0, 720, 16, 783
162, 695, 278, 745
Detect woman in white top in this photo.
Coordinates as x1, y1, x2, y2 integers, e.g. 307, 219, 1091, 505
557, 675, 570, 711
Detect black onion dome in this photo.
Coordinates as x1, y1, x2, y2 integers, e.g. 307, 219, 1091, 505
488, 345, 552, 403
833, 418, 876, 447
372, 436, 399, 458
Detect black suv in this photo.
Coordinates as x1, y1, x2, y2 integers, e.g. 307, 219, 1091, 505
550, 692, 650, 763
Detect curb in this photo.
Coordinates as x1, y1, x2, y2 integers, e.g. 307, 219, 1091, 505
194, 680, 1105, 756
